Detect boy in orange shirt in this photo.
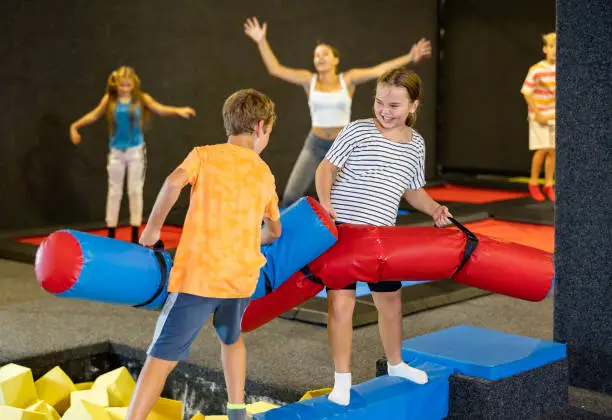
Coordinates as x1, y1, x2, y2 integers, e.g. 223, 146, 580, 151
126, 89, 282, 420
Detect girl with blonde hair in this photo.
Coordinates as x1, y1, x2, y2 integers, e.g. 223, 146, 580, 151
70, 66, 196, 242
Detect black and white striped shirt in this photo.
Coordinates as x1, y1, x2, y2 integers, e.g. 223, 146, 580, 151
326, 118, 426, 226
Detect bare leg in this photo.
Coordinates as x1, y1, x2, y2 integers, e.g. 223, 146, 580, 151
371, 290, 403, 365
371, 290, 428, 384
221, 335, 247, 404
126, 356, 177, 420
327, 289, 356, 405
328, 290, 356, 373
530, 150, 548, 184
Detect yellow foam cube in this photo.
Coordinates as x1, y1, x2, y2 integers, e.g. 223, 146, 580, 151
0, 364, 39, 408
34, 366, 76, 414
0, 405, 47, 419
299, 387, 332, 401
189, 414, 205, 420
62, 399, 111, 420
26, 400, 61, 420
246, 401, 279, 415
92, 367, 135, 407
70, 388, 109, 408
203, 416, 228, 420
105, 406, 128, 420
75, 382, 94, 391
148, 397, 183, 420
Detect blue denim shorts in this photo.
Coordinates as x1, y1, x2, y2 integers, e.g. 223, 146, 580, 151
147, 292, 250, 361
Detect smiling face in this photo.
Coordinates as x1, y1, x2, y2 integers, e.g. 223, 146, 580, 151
374, 82, 419, 129
313, 44, 339, 74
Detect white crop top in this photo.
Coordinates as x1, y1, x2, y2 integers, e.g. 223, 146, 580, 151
308, 73, 352, 128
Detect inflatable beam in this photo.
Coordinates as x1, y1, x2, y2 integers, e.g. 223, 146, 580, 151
241, 269, 324, 332
35, 229, 171, 310
35, 197, 337, 311
253, 196, 337, 299
240, 220, 554, 329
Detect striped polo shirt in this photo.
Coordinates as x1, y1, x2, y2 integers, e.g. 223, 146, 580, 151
326, 118, 426, 226
521, 60, 556, 122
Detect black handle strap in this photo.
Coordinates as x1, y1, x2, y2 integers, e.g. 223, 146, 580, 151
133, 240, 169, 308
300, 265, 324, 286
263, 271, 273, 295
448, 217, 479, 277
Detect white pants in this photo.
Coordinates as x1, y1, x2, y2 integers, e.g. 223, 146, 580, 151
529, 121, 556, 150
106, 144, 146, 227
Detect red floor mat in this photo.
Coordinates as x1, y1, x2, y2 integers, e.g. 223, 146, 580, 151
426, 184, 529, 204
463, 219, 554, 253
17, 225, 184, 249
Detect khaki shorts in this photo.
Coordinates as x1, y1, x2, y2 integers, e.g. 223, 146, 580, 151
529, 121, 555, 150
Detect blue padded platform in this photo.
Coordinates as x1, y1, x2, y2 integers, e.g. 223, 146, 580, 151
254, 360, 453, 419
400, 325, 567, 381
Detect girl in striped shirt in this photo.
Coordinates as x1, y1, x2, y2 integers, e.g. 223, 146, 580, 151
315, 68, 452, 406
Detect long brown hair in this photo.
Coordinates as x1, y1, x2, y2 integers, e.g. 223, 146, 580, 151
377, 68, 423, 127
105, 66, 150, 134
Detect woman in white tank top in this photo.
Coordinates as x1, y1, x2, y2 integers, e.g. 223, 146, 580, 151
244, 16, 432, 206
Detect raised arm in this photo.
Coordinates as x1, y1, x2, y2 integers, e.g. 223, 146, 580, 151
70, 94, 109, 144
244, 17, 312, 87
344, 38, 432, 87
142, 93, 196, 119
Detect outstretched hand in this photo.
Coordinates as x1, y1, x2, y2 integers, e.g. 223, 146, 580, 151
410, 38, 432, 63
70, 127, 81, 145
432, 205, 453, 227
139, 225, 161, 247
176, 107, 196, 119
244, 16, 267, 44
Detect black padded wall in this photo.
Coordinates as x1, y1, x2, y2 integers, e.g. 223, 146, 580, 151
554, 0, 612, 395
0, 0, 437, 230
437, 0, 556, 176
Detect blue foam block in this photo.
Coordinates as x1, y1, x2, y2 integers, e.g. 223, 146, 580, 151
400, 325, 567, 381
254, 360, 452, 420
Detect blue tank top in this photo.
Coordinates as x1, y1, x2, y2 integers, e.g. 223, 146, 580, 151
109, 100, 144, 150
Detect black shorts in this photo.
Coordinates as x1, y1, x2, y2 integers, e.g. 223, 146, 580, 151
326, 281, 402, 293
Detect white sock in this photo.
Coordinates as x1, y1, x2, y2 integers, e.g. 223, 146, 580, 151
388, 361, 428, 385
328, 372, 351, 406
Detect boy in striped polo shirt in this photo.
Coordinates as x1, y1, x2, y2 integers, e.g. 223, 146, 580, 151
521, 32, 556, 201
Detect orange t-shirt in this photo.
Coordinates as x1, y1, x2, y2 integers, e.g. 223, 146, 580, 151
167, 143, 281, 298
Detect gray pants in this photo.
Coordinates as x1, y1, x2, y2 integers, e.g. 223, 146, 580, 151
282, 131, 333, 207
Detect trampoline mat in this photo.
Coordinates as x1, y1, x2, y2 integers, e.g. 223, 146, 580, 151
465, 218, 554, 253
492, 200, 554, 226
425, 184, 530, 204
16, 225, 183, 249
